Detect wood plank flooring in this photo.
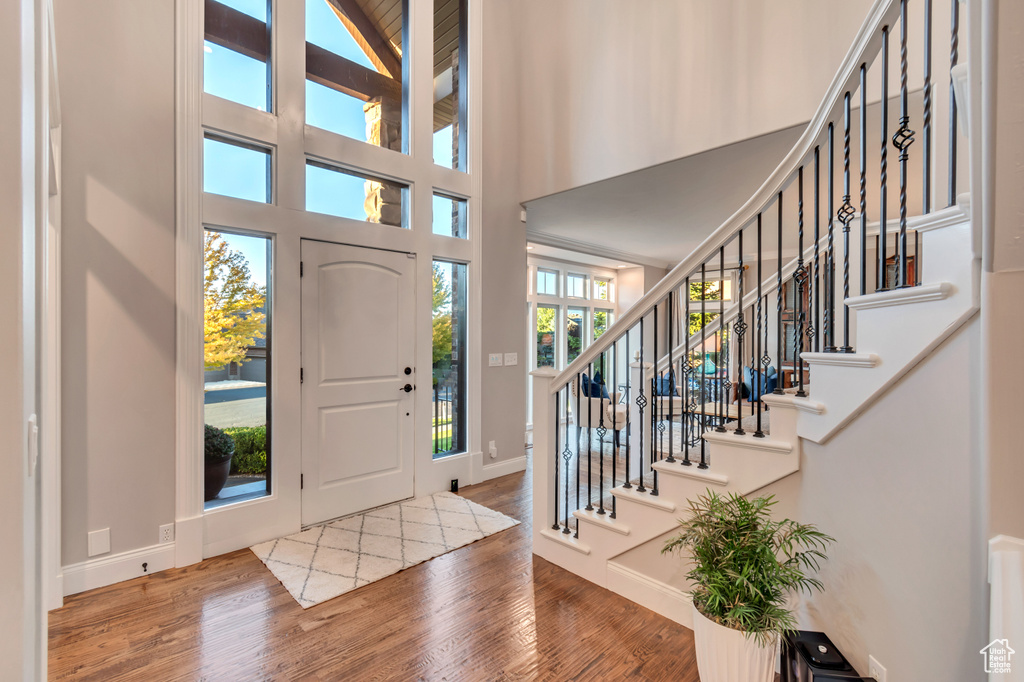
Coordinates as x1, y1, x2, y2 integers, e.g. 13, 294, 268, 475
49, 464, 700, 681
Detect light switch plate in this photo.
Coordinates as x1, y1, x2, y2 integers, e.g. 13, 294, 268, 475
504, 353, 518, 366
488, 353, 503, 367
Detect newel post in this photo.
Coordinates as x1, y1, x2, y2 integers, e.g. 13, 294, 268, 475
531, 368, 558, 543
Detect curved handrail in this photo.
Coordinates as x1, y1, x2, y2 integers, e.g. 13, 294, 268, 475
550, 0, 900, 393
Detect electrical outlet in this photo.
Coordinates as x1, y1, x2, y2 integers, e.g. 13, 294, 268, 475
868, 655, 887, 682
504, 352, 518, 366
489, 440, 498, 459
159, 524, 175, 543
88, 528, 110, 557
450, 479, 459, 493
488, 353, 503, 367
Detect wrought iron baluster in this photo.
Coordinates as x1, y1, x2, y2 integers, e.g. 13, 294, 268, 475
562, 382, 573, 535
666, 290, 676, 462
553, 388, 562, 531
775, 193, 784, 395
755, 216, 766, 438
859, 63, 868, 297
586, 361, 593, 511
574, 373, 581, 527
623, 330, 632, 489
699, 262, 709, 468
948, 0, 959, 206
734, 230, 747, 436
839, 91, 855, 353
893, 0, 916, 289
881, 25, 890, 291
635, 316, 648, 493
826, 123, 836, 352
717, 246, 727, 431
812, 146, 820, 354
796, 166, 808, 397
923, 0, 933, 213
651, 305, 660, 495
610, 339, 618, 518
596, 352, 607, 515
683, 277, 692, 466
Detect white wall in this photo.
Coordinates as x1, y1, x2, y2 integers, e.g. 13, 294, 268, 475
614, 317, 986, 680
517, 0, 875, 201
480, 1, 528, 466
55, 0, 177, 566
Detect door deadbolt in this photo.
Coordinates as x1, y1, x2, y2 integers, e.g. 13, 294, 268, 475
404, 367, 412, 375
400, 384, 414, 393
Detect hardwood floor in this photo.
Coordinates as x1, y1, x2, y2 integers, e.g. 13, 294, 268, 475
49, 464, 700, 681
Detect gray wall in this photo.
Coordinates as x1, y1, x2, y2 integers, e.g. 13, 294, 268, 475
479, 2, 527, 464
615, 317, 987, 680
56, 0, 177, 565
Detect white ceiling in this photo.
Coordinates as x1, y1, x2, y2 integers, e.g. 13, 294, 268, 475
523, 125, 804, 270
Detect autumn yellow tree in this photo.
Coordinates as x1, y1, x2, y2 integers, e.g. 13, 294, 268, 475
432, 264, 453, 370
204, 232, 267, 370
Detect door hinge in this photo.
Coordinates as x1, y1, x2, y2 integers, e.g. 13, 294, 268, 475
301, 474, 304, 490
300, 261, 304, 277
300, 367, 304, 383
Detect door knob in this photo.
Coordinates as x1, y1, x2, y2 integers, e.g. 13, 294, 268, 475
400, 384, 414, 393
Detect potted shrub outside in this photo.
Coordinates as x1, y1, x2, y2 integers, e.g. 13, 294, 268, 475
204, 424, 235, 502
662, 490, 834, 682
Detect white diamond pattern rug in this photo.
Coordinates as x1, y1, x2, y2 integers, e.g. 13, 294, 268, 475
251, 492, 520, 608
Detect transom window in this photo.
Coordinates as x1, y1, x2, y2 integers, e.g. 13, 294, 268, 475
566, 273, 588, 298
536, 268, 558, 296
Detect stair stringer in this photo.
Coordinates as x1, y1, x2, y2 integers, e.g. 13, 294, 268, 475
796, 201, 978, 444
534, 401, 804, 608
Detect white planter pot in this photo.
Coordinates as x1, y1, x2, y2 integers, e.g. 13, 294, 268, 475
692, 603, 779, 682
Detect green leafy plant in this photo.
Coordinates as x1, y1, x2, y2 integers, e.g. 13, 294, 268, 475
204, 424, 235, 462
224, 425, 267, 475
662, 490, 835, 646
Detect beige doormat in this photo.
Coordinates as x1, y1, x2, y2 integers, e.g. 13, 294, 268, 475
251, 492, 519, 608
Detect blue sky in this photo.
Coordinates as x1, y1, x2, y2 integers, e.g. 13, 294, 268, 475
203, 0, 458, 228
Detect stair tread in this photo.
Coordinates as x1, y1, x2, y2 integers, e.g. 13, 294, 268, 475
539, 527, 592, 555
652, 460, 729, 485
702, 430, 793, 453
573, 508, 631, 535
610, 486, 677, 512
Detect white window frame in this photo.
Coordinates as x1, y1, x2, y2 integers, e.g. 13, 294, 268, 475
566, 272, 588, 299
175, 0, 484, 563
536, 267, 559, 297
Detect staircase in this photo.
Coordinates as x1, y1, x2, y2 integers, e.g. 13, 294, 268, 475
530, 0, 977, 630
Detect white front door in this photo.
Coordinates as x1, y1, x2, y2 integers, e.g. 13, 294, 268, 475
300, 239, 416, 526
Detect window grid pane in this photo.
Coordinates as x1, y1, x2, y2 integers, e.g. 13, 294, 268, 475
203, 135, 271, 203
306, 162, 407, 228
432, 193, 468, 238
204, 0, 271, 111
567, 307, 586, 364
536, 305, 558, 368
433, 260, 467, 458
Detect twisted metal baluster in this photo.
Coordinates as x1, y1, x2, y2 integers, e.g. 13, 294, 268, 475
825, 123, 836, 351
699, 262, 709, 468
734, 229, 747, 435
948, 0, 959, 206
859, 63, 868, 297
683, 278, 693, 465
610, 339, 618, 518
754, 215, 766, 438
893, 0, 916, 289
596, 353, 606, 515
717, 246, 727, 431
635, 316, 648, 493
553, 388, 562, 531
623, 330, 632, 489
812, 146, 820, 354
923, 0, 933, 213
651, 306, 660, 495
562, 383, 572, 535
666, 290, 677, 462
839, 91, 855, 353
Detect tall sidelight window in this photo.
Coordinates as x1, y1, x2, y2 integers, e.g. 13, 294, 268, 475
203, 229, 272, 509
594, 309, 613, 340
433, 0, 467, 170
567, 307, 586, 364
305, 0, 407, 151
432, 192, 467, 238
536, 304, 557, 368
306, 161, 408, 227
204, 0, 272, 111
432, 260, 467, 458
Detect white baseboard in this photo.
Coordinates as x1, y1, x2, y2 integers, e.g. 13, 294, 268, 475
606, 561, 694, 629
480, 454, 527, 481
63, 542, 176, 597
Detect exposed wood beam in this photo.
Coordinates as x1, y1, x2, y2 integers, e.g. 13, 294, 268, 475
204, 1, 400, 104
306, 42, 401, 103
324, 0, 402, 80
204, 0, 268, 63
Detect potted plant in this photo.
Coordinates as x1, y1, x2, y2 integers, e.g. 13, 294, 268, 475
662, 490, 834, 682
204, 424, 235, 502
